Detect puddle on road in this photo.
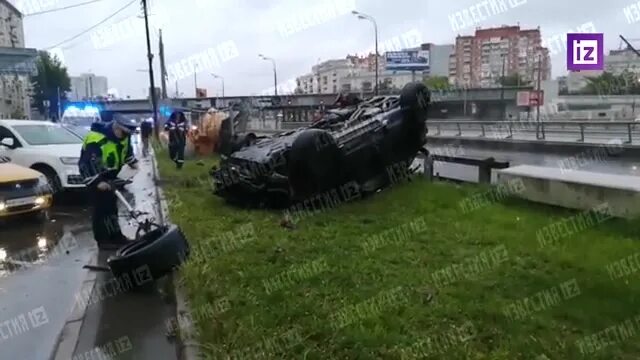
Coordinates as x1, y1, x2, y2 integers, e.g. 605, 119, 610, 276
0, 195, 92, 278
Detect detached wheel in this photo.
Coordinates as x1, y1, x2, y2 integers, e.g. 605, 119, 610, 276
107, 224, 190, 287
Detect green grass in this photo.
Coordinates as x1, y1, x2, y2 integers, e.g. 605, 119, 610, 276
156, 150, 640, 360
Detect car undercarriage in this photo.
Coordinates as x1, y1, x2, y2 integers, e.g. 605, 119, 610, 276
209, 82, 431, 208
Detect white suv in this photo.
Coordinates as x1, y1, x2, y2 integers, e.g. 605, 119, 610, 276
0, 120, 84, 192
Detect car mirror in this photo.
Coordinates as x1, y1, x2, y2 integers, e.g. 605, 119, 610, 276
0, 137, 14, 148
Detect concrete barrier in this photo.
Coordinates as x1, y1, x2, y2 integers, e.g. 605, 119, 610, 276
427, 136, 640, 159
497, 165, 640, 219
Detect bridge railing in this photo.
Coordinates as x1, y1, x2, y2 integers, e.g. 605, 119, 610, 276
426, 120, 640, 144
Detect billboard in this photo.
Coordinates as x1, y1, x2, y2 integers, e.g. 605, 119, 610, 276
385, 50, 430, 71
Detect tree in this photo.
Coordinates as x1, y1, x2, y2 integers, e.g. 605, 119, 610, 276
424, 76, 450, 90
497, 74, 531, 87
31, 51, 71, 118
11, 109, 25, 119
583, 71, 640, 95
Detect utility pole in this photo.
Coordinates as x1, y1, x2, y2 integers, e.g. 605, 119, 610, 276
536, 54, 542, 138
500, 54, 506, 120
56, 86, 61, 120
142, 0, 159, 139
193, 64, 199, 97
159, 29, 167, 99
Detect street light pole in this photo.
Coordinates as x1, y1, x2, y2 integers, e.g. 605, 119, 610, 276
500, 54, 506, 120
259, 54, 278, 96
194, 64, 198, 97
352, 11, 379, 95
212, 73, 225, 97
141, 0, 159, 139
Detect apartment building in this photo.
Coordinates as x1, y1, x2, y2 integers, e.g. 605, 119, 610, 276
296, 43, 452, 94
69, 73, 109, 101
449, 25, 551, 88
0, 1, 33, 119
297, 58, 362, 94
605, 48, 640, 76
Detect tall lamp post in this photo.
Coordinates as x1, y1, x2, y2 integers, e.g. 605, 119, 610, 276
352, 10, 379, 95
259, 54, 278, 96
194, 64, 199, 97
211, 73, 225, 97
141, 0, 159, 139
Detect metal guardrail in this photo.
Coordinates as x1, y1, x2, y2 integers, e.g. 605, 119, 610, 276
247, 120, 640, 144
426, 120, 640, 144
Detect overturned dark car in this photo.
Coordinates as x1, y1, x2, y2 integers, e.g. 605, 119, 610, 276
209, 82, 431, 208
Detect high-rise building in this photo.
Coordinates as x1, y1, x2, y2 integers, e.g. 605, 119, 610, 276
0, 1, 24, 48
70, 73, 109, 100
449, 25, 551, 88
0, 1, 36, 119
605, 48, 640, 76
296, 43, 454, 95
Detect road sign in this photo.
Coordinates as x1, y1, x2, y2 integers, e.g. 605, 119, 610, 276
196, 88, 207, 98
516, 90, 544, 106
530, 90, 544, 106
385, 50, 430, 71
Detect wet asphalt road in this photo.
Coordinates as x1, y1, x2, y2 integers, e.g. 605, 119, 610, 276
0, 136, 177, 360
0, 194, 95, 360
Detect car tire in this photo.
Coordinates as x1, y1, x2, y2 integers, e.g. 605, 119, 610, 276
32, 164, 62, 194
399, 82, 430, 112
288, 129, 343, 200
106, 224, 189, 287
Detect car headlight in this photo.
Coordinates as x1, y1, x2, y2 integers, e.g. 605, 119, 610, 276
60, 157, 80, 165
0, 202, 5, 211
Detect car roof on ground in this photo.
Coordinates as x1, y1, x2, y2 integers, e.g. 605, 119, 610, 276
0, 120, 58, 126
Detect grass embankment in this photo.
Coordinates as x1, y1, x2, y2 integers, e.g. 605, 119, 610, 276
156, 150, 640, 360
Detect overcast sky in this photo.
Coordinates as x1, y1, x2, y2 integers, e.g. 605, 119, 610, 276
12, 0, 640, 98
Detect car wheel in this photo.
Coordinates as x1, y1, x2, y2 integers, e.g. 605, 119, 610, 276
288, 129, 343, 200
106, 224, 189, 287
32, 165, 62, 194
400, 82, 430, 112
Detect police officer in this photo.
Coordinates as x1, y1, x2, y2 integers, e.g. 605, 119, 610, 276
164, 111, 187, 169
78, 117, 138, 250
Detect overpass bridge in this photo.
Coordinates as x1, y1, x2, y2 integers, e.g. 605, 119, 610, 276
64, 86, 534, 120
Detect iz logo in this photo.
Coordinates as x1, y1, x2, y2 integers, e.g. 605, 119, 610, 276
567, 33, 604, 71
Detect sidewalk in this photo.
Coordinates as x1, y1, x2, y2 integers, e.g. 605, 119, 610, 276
55, 141, 180, 360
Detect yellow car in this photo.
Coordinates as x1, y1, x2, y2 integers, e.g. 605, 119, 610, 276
0, 156, 52, 219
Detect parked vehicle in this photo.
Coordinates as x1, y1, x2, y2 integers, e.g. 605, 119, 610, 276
0, 155, 52, 219
210, 82, 431, 208
0, 120, 84, 192
60, 105, 102, 139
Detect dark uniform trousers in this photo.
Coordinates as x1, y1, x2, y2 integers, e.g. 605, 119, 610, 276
169, 142, 185, 168
168, 122, 186, 169
91, 188, 124, 243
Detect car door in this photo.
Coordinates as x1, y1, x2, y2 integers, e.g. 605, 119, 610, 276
0, 125, 27, 167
